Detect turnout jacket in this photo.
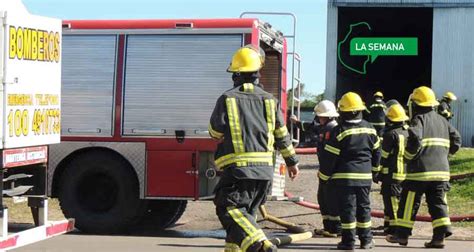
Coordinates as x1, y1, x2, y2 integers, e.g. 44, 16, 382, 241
438, 100, 453, 120
404, 110, 461, 181
380, 124, 409, 183
367, 100, 387, 127
209, 83, 298, 180
320, 119, 381, 186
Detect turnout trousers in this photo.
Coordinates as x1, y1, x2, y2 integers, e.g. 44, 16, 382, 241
318, 180, 341, 234
395, 181, 452, 240
336, 186, 373, 246
214, 173, 272, 252
380, 183, 402, 235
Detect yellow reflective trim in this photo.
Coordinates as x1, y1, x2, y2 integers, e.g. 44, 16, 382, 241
227, 208, 256, 239
322, 215, 329, 220
404, 149, 417, 160
432, 217, 451, 228
265, 99, 276, 152
324, 144, 340, 155
328, 215, 341, 221
225, 243, 242, 252
274, 126, 288, 139
373, 137, 381, 149
392, 173, 406, 181
341, 222, 356, 229
405, 171, 450, 181
243, 83, 255, 93
396, 219, 414, 228
331, 173, 372, 180
356, 221, 372, 229
403, 191, 416, 222
421, 138, 450, 148
280, 144, 296, 158
382, 167, 389, 174
372, 166, 381, 172
370, 103, 386, 108
381, 149, 390, 158
336, 127, 377, 141
391, 196, 399, 222
241, 229, 265, 252
226, 98, 244, 153
384, 216, 390, 221
208, 124, 223, 139
318, 171, 330, 181
371, 122, 386, 126
215, 152, 273, 169
395, 134, 405, 178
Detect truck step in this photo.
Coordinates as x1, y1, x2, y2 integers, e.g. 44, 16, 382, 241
3, 186, 33, 196
3, 174, 33, 182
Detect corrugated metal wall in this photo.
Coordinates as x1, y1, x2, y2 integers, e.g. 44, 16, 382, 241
325, 2, 338, 101
331, 0, 474, 7
432, 8, 474, 147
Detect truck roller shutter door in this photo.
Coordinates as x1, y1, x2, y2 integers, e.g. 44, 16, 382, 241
123, 34, 242, 137
62, 35, 116, 137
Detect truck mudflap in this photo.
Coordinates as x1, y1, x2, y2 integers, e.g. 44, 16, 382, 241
0, 200, 74, 251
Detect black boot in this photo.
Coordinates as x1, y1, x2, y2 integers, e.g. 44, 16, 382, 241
424, 239, 445, 249
360, 240, 375, 249
337, 242, 354, 250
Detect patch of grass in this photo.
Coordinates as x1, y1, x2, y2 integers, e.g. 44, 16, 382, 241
449, 148, 474, 175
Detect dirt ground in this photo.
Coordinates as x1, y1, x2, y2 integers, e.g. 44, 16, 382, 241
173, 154, 473, 240
5, 154, 473, 240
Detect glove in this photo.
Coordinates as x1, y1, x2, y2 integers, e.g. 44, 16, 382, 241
372, 172, 381, 184
390, 183, 402, 197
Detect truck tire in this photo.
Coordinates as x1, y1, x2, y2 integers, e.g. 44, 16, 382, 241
58, 150, 144, 234
141, 200, 187, 229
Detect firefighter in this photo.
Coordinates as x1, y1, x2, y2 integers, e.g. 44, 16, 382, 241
438, 92, 457, 121
289, 108, 319, 147
291, 100, 341, 237
209, 46, 299, 252
387, 86, 461, 248
376, 103, 409, 237
367, 91, 387, 137
320, 92, 381, 250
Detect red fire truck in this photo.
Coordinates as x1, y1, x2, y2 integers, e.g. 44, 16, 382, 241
49, 14, 302, 233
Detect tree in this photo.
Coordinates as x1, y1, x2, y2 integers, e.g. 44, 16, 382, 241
287, 83, 324, 110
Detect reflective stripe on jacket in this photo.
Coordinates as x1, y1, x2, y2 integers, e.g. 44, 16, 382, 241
209, 83, 298, 179
320, 119, 381, 186
404, 110, 461, 181
380, 124, 409, 182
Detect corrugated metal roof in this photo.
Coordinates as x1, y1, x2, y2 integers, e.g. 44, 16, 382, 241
432, 8, 474, 147
331, 0, 474, 7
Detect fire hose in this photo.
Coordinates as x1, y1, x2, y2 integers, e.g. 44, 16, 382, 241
284, 191, 474, 222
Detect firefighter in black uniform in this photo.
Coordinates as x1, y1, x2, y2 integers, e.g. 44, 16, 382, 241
387, 86, 461, 248
209, 46, 299, 252
291, 100, 341, 237
376, 103, 409, 237
366, 91, 387, 137
438, 92, 457, 121
321, 92, 381, 250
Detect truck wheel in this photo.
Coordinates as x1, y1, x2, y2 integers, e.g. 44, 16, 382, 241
58, 151, 143, 234
141, 200, 187, 229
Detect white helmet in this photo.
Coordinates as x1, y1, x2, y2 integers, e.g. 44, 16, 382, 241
314, 100, 339, 117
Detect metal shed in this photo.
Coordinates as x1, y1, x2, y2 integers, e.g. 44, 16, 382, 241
325, 0, 474, 146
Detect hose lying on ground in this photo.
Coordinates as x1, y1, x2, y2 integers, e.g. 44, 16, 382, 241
284, 192, 474, 222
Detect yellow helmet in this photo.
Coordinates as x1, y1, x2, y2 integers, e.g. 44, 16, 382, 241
411, 86, 439, 107
386, 104, 409, 122
338, 92, 366, 112
227, 47, 263, 73
374, 91, 384, 99
443, 92, 457, 101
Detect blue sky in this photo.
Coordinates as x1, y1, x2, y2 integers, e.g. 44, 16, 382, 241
23, 0, 328, 95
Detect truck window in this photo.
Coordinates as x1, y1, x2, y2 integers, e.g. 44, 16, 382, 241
122, 34, 242, 136
62, 35, 117, 136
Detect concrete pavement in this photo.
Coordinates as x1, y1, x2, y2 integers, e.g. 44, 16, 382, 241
14, 230, 474, 251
